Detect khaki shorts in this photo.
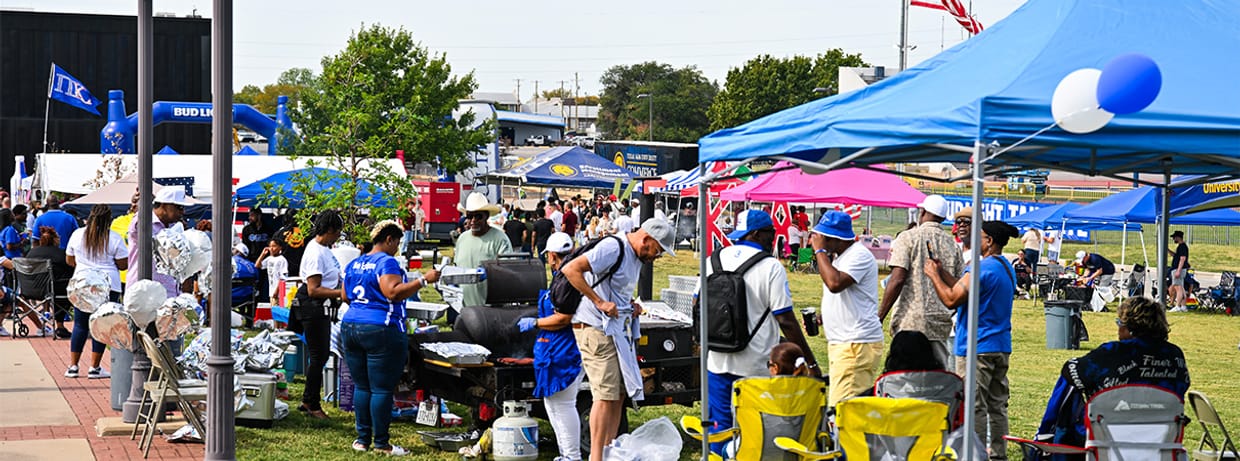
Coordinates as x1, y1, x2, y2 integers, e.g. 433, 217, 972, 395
826, 342, 883, 406
574, 326, 624, 401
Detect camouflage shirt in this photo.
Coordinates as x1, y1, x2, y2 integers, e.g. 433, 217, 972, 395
886, 222, 963, 340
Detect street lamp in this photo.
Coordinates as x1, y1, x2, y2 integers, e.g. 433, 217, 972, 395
636, 93, 652, 141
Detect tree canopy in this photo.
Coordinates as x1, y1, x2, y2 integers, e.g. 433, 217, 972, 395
599, 62, 717, 143
233, 67, 315, 114
707, 49, 867, 130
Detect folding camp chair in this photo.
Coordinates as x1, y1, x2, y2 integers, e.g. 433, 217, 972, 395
132, 331, 207, 458
681, 376, 828, 461
874, 370, 965, 430
791, 247, 817, 274
1007, 384, 1188, 461
1199, 271, 1237, 315
1187, 391, 1239, 461
8, 258, 58, 339
775, 396, 951, 461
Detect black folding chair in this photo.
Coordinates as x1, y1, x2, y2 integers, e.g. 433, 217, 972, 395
9, 258, 58, 339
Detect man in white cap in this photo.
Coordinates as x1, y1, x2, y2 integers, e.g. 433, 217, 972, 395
811, 210, 883, 406
129, 186, 194, 298
453, 192, 512, 314
561, 218, 674, 461
879, 194, 963, 367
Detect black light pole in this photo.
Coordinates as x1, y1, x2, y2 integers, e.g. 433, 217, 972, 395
121, 0, 154, 424
206, 0, 238, 458
636, 93, 652, 141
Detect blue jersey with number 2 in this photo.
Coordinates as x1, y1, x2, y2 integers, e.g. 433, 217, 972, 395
342, 252, 407, 331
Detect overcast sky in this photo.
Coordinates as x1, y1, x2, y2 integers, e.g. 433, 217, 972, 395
24, 0, 1025, 99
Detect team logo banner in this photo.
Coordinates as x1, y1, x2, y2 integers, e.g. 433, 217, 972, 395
48, 63, 102, 116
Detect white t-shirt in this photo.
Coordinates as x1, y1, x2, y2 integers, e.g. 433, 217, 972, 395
300, 239, 341, 289
612, 216, 635, 235
820, 243, 883, 344
788, 226, 804, 247
572, 236, 641, 329
549, 210, 564, 232
706, 244, 793, 378
66, 228, 128, 292
262, 255, 289, 295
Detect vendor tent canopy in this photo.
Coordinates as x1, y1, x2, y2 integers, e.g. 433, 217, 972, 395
235, 145, 261, 156
482, 146, 637, 189
698, 0, 1240, 180
719, 162, 925, 208
235, 167, 392, 208
64, 174, 208, 218
1006, 202, 1134, 232
1065, 186, 1240, 226
1169, 176, 1240, 215
156, 145, 178, 155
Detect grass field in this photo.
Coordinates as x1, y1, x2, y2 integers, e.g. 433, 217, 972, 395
234, 240, 1240, 461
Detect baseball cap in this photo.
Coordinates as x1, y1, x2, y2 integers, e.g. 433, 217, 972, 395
154, 186, 193, 206
640, 218, 676, 257
727, 210, 774, 241
1170, 230, 1184, 239
543, 232, 574, 254
812, 210, 856, 240
1076, 250, 1087, 262
917, 195, 950, 219
233, 242, 249, 256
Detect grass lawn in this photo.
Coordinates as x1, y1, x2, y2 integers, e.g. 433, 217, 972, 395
235, 244, 1240, 460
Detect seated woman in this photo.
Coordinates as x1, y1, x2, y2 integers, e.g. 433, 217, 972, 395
859, 331, 947, 398
769, 342, 810, 376
1031, 296, 1190, 457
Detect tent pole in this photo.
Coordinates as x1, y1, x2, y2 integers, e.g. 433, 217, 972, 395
1121, 223, 1127, 268
1157, 171, 1171, 306
963, 141, 986, 461
696, 162, 710, 461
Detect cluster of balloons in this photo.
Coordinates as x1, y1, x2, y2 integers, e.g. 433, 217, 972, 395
1051, 53, 1162, 134
86, 280, 202, 350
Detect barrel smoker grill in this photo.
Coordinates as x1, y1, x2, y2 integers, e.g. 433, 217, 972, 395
403, 254, 700, 434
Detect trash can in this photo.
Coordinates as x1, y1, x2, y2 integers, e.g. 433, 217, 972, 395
1045, 301, 1084, 349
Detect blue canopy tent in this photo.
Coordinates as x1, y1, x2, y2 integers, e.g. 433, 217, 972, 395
1169, 176, 1240, 215
235, 167, 391, 208
1066, 186, 1240, 225
689, 2, 1240, 457
235, 145, 261, 156
482, 146, 638, 190
1006, 202, 1134, 232
156, 145, 178, 155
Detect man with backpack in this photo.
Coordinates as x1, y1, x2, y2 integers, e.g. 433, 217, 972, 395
560, 219, 675, 461
703, 209, 820, 455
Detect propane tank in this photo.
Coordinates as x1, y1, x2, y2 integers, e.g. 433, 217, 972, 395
490, 400, 538, 461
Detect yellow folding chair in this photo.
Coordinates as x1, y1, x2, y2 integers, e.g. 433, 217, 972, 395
777, 396, 951, 461
682, 376, 828, 461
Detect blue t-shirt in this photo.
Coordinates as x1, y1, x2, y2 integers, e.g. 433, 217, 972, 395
1, 226, 23, 259
1084, 253, 1116, 276
341, 252, 407, 331
954, 255, 1015, 356
34, 210, 78, 251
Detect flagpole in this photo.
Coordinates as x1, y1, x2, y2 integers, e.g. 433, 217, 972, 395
42, 64, 53, 153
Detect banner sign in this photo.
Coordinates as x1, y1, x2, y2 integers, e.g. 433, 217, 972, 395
941, 195, 1092, 241
49, 63, 102, 115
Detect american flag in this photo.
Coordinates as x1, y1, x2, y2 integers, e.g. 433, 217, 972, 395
911, 0, 984, 35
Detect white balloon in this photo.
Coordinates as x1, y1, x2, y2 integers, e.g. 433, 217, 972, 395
1051, 68, 1115, 134
124, 279, 168, 328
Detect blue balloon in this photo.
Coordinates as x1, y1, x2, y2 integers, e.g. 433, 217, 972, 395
1096, 53, 1162, 114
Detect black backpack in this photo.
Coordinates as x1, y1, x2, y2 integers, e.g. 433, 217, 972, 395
705, 250, 772, 353
548, 236, 625, 312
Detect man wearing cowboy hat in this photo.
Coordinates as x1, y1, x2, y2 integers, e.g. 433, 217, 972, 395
453, 192, 512, 314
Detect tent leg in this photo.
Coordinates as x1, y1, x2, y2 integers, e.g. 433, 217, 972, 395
962, 142, 986, 461
1121, 223, 1128, 268
1140, 231, 1149, 297
697, 163, 710, 461
1157, 173, 1171, 307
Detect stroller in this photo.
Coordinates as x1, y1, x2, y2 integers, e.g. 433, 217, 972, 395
1199, 271, 1237, 315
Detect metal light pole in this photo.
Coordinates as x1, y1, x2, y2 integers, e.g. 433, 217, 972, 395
636, 93, 652, 141
121, 0, 154, 424
207, 0, 238, 458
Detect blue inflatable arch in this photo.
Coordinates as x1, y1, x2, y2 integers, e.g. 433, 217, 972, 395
100, 89, 295, 154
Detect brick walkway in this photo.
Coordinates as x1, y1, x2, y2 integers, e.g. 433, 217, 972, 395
0, 336, 201, 460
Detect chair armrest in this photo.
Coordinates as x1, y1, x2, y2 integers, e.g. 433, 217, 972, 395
1003, 435, 1088, 455
680, 415, 738, 444
774, 436, 842, 461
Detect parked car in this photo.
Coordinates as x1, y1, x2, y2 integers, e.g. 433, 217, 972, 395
573, 136, 597, 149
525, 134, 551, 146
237, 130, 258, 143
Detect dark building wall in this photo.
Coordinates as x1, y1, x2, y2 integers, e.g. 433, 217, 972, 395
0, 10, 211, 185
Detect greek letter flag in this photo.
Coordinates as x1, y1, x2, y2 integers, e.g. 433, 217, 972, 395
48, 63, 101, 116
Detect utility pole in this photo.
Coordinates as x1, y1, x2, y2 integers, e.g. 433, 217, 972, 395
533, 80, 540, 112
899, 0, 910, 71
559, 80, 567, 119
574, 72, 580, 132
514, 79, 522, 111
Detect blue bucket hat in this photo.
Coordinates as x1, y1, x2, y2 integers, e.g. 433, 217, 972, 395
727, 210, 774, 241
812, 210, 856, 240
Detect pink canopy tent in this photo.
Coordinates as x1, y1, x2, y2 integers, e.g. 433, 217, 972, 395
719, 162, 926, 207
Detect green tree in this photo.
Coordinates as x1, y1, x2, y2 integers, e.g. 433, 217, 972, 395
599, 62, 717, 143
233, 67, 315, 114
707, 49, 867, 130
540, 87, 573, 100
270, 24, 492, 243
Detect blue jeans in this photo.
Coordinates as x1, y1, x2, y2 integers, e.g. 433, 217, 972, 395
342, 322, 408, 449
71, 291, 120, 354
707, 371, 742, 455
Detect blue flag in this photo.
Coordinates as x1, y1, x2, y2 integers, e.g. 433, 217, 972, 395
48, 63, 101, 116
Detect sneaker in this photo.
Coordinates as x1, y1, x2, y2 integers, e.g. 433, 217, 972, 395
35, 326, 52, 337
55, 327, 71, 339
374, 445, 410, 456
64, 365, 79, 378
0, 326, 10, 337
1169, 306, 1189, 313
87, 367, 110, 379
351, 440, 368, 452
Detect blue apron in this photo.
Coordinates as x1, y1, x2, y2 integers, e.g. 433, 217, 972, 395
532, 289, 583, 398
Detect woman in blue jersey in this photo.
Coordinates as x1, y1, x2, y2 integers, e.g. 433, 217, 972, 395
341, 220, 440, 456
516, 232, 583, 461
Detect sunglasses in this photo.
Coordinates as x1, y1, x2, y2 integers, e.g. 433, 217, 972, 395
466, 213, 488, 221
957, 219, 972, 226
1115, 318, 1126, 327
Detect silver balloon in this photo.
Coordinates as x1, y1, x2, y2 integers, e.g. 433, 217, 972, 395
89, 302, 135, 350
196, 264, 213, 297
154, 227, 194, 281
182, 229, 213, 279
67, 270, 112, 313
155, 294, 201, 341
124, 279, 168, 328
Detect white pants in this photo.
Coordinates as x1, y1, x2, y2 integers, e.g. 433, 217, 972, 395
543, 371, 584, 460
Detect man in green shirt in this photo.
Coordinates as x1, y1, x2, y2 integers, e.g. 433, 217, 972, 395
453, 192, 513, 317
